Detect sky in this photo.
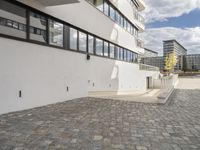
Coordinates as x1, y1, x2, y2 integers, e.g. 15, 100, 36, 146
141, 0, 200, 56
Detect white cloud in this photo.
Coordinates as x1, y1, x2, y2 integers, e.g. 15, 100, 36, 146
143, 0, 200, 23
140, 27, 200, 55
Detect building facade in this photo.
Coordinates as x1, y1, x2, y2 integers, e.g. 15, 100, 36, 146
186, 54, 200, 71
163, 40, 187, 57
0, 0, 159, 114
140, 56, 164, 70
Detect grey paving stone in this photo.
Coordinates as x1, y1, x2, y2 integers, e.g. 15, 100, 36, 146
0, 88, 200, 149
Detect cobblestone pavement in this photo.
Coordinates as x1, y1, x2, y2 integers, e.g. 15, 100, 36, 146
1, 81, 200, 149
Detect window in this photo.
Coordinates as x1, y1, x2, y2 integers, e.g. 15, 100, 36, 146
49, 19, 63, 47
115, 46, 120, 59
127, 51, 131, 62
119, 15, 124, 27
0, 0, 26, 38
104, 41, 109, 57
96, 0, 103, 12
124, 19, 127, 30
124, 49, 127, 61
104, 1, 109, 16
87, 0, 95, 4
95, 38, 103, 56
127, 22, 131, 33
110, 43, 115, 58
88, 35, 94, 54
70, 28, 78, 50
30, 12, 47, 43
130, 25, 133, 35
78, 31, 87, 52
115, 11, 119, 24
109, 5, 115, 21
130, 52, 132, 62
119, 47, 124, 60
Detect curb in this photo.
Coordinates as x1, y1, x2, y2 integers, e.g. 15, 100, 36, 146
157, 87, 175, 104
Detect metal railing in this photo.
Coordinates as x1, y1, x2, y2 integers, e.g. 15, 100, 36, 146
139, 64, 160, 71
137, 39, 144, 48
134, 11, 145, 24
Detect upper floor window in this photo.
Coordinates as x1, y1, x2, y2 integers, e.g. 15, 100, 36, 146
119, 48, 124, 60
88, 35, 94, 54
49, 19, 63, 47
0, 0, 26, 39
78, 31, 87, 52
124, 49, 127, 61
70, 28, 78, 50
110, 43, 115, 58
104, 41, 109, 57
95, 38, 103, 56
30, 12, 47, 43
96, 0, 103, 12
104, 1, 109, 16
109, 5, 115, 21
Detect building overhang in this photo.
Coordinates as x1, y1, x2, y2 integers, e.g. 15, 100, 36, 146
135, 0, 146, 11
36, 0, 80, 6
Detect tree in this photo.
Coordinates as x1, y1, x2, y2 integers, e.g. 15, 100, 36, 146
164, 51, 177, 73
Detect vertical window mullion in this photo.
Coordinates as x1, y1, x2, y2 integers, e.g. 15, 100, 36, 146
103, 41, 105, 56
94, 37, 96, 55
26, 9, 30, 41
46, 18, 49, 44
86, 34, 89, 53
77, 31, 79, 51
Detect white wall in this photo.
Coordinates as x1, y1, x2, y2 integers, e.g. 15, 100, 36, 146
0, 37, 158, 114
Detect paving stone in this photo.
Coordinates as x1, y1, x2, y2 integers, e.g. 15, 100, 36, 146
0, 86, 200, 149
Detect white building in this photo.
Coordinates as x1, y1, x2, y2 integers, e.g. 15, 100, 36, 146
0, 0, 159, 114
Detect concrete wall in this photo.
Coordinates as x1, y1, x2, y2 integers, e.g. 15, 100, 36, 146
0, 37, 158, 114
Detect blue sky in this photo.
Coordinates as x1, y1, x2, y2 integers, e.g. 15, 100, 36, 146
142, 0, 200, 56
147, 9, 200, 29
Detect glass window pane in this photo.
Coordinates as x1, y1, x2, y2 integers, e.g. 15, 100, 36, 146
122, 17, 124, 27
95, 38, 103, 56
127, 22, 131, 33
110, 6, 115, 21
127, 51, 131, 62
104, 1, 109, 16
104, 41, 109, 57
96, 0, 103, 12
115, 46, 120, 59
115, 11, 119, 24
70, 28, 78, 50
87, 0, 95, 4
110, 43, 115, 58
79, 31, 87, 52
124, 49, 127, 61
30, 12, 47, 43
49, 19, 63, 47
0, 0, 26, 39
120, 48, 124, 60
88, 35, 94, 54
130, 52, 133, 62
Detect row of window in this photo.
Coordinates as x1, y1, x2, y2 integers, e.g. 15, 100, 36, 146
86, 0, 139, 37
0, 0, 138, 63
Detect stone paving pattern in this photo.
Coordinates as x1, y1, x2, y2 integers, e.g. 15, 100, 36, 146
1, 82, 200, 149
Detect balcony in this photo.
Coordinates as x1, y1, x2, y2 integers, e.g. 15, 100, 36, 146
139, 64, 160, 71
134, 11, 145, 25
36, 0, 80, 6
137, 39, 144, 48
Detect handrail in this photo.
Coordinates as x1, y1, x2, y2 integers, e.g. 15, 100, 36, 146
134, 11, 145, 24
139, 63, 160, 71
137, 39, 144, 48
